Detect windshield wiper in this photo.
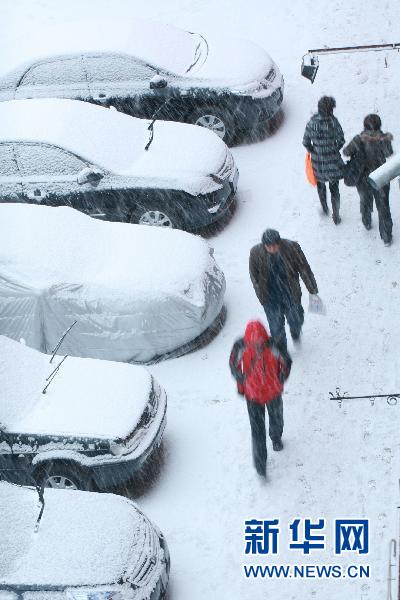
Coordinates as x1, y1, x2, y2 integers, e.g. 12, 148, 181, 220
185, 33, 209, 74
0, 461, 46, 533
145, 97, 173, 151
185, 41, 201, 74
42, 355, 68, 394
49, 320, 77, 363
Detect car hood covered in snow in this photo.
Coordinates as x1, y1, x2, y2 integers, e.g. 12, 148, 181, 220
0, 336, 153, 439
0, 204, 225, 362
189, 34, 275, 86
0, 483, 165, 589
0, 98, 228, 192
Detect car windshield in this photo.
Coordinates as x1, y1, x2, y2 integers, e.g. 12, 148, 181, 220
185, 32, 209, 74
0, 337, 49, 431
0, 484, 36, 579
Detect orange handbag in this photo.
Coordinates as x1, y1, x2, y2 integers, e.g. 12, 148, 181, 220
305, 152, 317, 186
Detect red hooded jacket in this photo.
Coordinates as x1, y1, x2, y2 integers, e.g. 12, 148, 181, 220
231, 320, 291, 405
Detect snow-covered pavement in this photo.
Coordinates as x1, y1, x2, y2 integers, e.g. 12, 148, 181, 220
3, 0, 400, 598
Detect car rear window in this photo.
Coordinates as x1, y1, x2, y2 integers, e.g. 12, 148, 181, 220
20, 57, 87, 86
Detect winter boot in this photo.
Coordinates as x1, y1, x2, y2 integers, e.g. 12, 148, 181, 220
272, 439, 283, 452
332, 213, 341, 225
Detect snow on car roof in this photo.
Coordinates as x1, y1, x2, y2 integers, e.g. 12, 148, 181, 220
0, 483, 151, 587
0, 204, 210, 299
0, 98, 227, 182
0, 336, 153, 439
0, 19, 274, 88
0, 18, 198, 78
0, 98, 151, 175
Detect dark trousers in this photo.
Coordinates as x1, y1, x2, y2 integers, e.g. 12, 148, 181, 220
356, 180, 392, 242
317, 180, 340, 219
247, 396, 284, 476
264, 298, 304, 352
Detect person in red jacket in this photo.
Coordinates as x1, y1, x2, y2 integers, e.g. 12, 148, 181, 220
230, 320, 292, 478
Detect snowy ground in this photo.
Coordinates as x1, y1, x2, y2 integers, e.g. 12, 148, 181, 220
3, 0, 400, 598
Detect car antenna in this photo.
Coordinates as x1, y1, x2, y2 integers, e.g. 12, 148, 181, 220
42, 355, 68, 394
145, 97, 173, 151
49, 320, 77, 363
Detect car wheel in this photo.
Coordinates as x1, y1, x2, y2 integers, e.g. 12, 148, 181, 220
190, 106, 235, 145
131, 208, 175, 228
36, 462, 94, 491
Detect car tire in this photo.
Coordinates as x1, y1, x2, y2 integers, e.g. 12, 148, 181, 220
35, 461, 95, 491
265, 107, 284, 134
130, 207, 176, 229
189, 106, 235, 146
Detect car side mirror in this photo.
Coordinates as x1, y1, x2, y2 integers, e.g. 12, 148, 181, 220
150, 75, 168, 89
78, 167, 104, 186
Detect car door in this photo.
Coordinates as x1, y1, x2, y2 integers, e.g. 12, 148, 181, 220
84, 53, 177, 119
15, 142, 124, 221
16, 142, 88, 209
0, 143, 24, 203
15, 55, 90, 100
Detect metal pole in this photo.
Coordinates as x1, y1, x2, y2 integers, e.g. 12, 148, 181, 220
308, 42, 400, 55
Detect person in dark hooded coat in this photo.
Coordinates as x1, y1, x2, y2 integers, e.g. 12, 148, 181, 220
303, 96, 345, 224
249, 229, 319, 352
343, 113, 393, 245
229, 320, 292, 478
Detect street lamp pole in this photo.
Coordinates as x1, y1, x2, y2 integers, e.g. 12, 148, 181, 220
301, 42, 400, 82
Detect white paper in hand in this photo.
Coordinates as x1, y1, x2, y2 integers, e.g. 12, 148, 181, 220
308, 294, 327, 316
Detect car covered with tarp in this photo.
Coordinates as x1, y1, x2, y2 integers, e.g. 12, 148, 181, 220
0, 204, 225, 362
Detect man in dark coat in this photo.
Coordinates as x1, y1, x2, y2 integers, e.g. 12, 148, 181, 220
303, 96, 345, 224
343, 113, 393, 245
249, 229, 319, 351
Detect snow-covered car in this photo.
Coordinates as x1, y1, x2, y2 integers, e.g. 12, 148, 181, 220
0, 204, 225, 363
0, 19, 284, 145
0, 98, 238, 231
0, 482, 170, 599
0, 336, 166, 491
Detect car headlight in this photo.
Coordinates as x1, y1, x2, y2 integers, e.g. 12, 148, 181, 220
211, 174, 224, 185
233, 67, 278, 95
109, 442, 125, 456
66, 589, 123, 600
152, 377, 162, 399
264, 67, 276, 84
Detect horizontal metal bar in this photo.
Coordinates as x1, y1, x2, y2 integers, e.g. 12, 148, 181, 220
330, 394, 400, 400
308, 43, 400, 55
